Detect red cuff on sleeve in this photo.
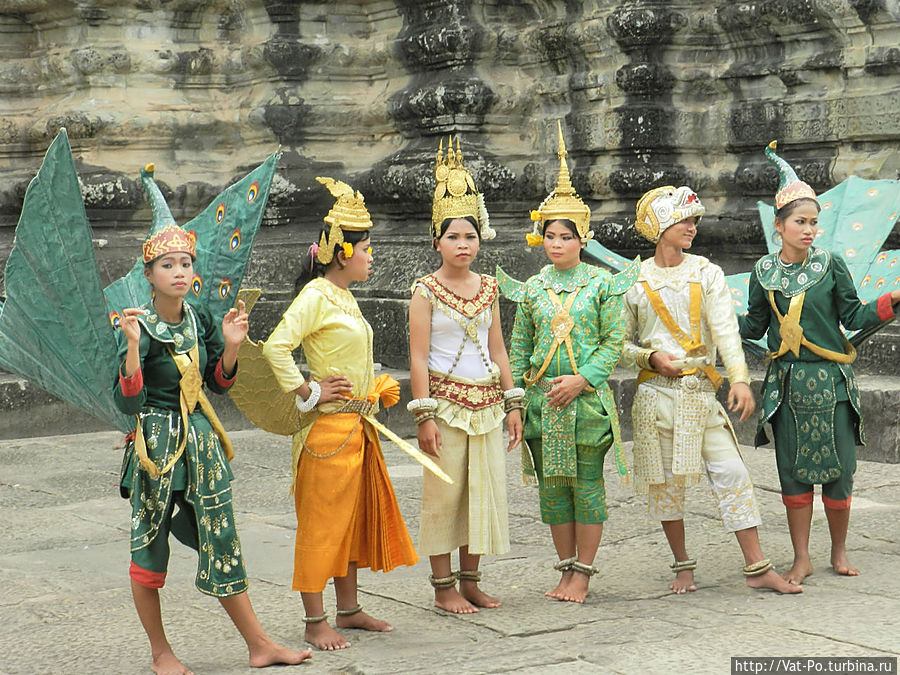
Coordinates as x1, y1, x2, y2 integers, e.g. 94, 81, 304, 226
822, 494, 852, 510
129, 561, 166, 589
876, 293, 896, 322
119, 366, 144, 397
214, 359, 236, 388
782, 492, 814, 509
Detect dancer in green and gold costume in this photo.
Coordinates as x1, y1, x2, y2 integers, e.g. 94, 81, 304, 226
741, 142, 900, 585
500, 123, 637, 604
0, 131, 309, 673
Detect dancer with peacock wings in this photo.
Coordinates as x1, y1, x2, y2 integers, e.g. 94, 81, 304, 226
0, 129, 309, 672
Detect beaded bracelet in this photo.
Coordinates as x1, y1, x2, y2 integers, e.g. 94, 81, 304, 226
413, 410, 437, 425
503, 387, 525, 400
295, 380, 321, 413
504, 397, 525, 413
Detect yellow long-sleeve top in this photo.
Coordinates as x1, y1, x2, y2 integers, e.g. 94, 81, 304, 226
262, 276, 374, 416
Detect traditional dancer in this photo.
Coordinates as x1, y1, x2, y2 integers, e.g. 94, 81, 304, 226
115, 166, 311, 672
501, 123, 635, 604
740, 142, 900, 584
408, 138, 523, 614
622, 185, 801, 595
0, 130, 309, 673
261, 177, 418, 650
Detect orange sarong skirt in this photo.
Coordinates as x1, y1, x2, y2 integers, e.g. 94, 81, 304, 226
291, 412, 418, 593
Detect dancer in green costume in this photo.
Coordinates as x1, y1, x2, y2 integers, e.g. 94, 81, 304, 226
741, 142, 900, 585
500, 123, 637, 604
0, 131, 309, 673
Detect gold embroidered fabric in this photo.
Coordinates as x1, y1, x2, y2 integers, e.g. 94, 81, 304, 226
621, 254, 750, 386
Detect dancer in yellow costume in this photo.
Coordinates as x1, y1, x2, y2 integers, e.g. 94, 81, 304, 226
502, 123, 636, 604
408, 138, 523, 614
261, 178, 418, 650
622, 186, 801, 595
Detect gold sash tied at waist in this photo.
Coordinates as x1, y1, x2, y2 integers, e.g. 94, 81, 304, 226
133, 344, 235, 478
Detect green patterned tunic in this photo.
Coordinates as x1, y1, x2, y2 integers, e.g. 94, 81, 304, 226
740, 248, 895, 485
114, 302, 247, 597
506, 263, 630, 486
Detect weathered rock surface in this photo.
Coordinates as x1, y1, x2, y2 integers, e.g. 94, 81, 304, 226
0, 1, 899, 432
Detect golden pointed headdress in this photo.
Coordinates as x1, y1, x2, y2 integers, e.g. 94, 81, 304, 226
315, 176, 373, 265
431, 136, 495, 240
527, 121, 592, 247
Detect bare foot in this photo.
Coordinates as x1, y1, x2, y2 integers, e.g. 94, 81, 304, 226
433, 586, 478, 614
249, 639, 313, 668
746, 569, 803, 594
152, 650, 193, 675
669, 570, 697, 594
554, 572, 590, 603
305, 621, 350, 651
459, 581, 500, 609
335, 609, 393, 633
831, 549, 860, 577
782, 558, 814, 585
545, 569, 574, 600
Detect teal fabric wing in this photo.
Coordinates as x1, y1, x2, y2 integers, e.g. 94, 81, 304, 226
584, 239, 631, 272
104, 151, 280, 326
746, 176, 900, 348
0, 129, 131, 432
608, 256, 641, 296
183, 151, 279, 323
496, 265, 525, 303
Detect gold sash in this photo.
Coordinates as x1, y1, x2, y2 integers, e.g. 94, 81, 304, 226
767, 291, 856, 364
639, 281, 723, 390
524, 287, 595, 390
133, 344, 235, 478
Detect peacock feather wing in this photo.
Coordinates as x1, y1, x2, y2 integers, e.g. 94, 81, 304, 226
103, 150, 281, 325
184, 151, 280, 326
227, 289, 299, 436
0, 128, 131, 432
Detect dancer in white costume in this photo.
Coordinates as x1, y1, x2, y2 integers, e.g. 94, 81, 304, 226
408, 139, 522, 614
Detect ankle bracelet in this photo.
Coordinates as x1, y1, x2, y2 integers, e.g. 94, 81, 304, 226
743, 559, 773, 577
302, 614, 327, 624
670, 558, 698, 573
336, 604, 363, 616
429, 573, 458, 589
553, 556, 577, 572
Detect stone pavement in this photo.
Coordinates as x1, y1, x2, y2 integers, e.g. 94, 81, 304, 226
1, 428, 898, 674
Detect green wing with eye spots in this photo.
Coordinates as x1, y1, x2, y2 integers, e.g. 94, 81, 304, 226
103, 151, 280, 329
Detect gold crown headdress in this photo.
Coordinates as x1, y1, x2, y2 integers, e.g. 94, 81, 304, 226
315, 176, 373, 265
431, 137, 495, 240
634, 185, 706, 243
527, 121, 593, 247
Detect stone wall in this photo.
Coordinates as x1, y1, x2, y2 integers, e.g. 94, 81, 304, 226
1, 0, 899, 369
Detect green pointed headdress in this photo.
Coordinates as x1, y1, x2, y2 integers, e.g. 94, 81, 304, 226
140, 163, 197, 263
765, 140, 818, 211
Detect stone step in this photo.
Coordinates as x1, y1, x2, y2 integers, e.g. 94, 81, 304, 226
2, 367, 898, 464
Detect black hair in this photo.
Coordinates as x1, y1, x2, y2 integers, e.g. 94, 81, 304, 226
774, 197, 820, 221
294, 228, 370, 293
434, 216, 479, 249
542, 218, 587, 260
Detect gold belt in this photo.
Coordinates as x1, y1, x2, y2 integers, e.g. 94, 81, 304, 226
332, 399, 377, 416
638, 370, 717, 393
